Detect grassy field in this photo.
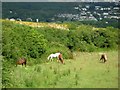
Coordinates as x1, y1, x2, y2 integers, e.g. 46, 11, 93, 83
7, 51, 118, 88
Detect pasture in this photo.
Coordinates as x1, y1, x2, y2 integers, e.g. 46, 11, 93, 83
6, 51, 118, 88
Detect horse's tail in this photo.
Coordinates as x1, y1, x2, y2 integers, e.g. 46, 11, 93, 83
47, 55, 50, 60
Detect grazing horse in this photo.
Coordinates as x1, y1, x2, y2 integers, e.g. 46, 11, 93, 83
47, 52, 64, 64
99, 53, 107, 63
47, 53, 60, 61
16, 58, 27, 67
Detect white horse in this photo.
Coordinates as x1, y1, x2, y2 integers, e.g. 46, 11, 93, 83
47, 52, 61, 61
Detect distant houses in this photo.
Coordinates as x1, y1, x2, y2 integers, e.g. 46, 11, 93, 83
16, 18, 22, 21
6, 3, 119, 22
9, 18, 15, 21
36, 19, 39, 22
7, 18, 22, 21
55, 4, 119, 22
26, 18, 32, 21
56, 13, 98, 21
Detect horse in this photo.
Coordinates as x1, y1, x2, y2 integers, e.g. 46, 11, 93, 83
47, 53, 60, 61
47, 52, 65, 64
99, 53, 107, 63
16, 58, 27, 67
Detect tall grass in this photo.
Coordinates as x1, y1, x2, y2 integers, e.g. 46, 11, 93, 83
2, 51, 118, 88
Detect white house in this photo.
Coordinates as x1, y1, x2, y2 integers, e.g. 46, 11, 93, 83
9, 18, 15, 21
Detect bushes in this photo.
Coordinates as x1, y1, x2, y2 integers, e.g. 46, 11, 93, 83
2, 58, 15, 88
36, 27, 69, 46
2, 21, 48, 87
78, 41, 97, 52
36, 22, 118, 52
67, 24, 118, 52
2, 20, 118, 61
2, 21, 47, 61
36, 27, 73, 59
41, 42, 73, 60
92, 29, 118, 49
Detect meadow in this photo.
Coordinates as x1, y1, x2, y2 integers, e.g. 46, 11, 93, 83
2, 20, 119, 88
5, 51, 118, 88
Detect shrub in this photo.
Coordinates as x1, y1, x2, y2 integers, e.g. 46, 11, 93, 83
92, 29, 118, 49
2, 20, 47, 61
2, 20, 118, 62
2, 58, 15, 88
67, 23, 118, 52
41, 42, 73, 60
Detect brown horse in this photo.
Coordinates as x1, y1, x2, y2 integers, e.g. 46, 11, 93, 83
16, 58, 27, 67
58, 53, 65, 64
100, 53, 107, 63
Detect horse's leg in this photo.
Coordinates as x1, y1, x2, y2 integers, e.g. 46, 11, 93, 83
49, 56, 51, 61
52, 58, 54, 61
61, 59, 64, 64
58, 58, 63, 64
104, 58, 106, 63
24, 62, 26, 67
22, 63, 23, 66
57, 55, 61, 63
59, 59, 62, 63
49, 58, 51, 61
100, 58, 102, 61
57, 57, 59, 62
51, 57, 53, 61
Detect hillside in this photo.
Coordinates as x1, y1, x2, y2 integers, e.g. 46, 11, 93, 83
14, 20, 69, 30
2, 20, 119, 88
2, 2, 119, 28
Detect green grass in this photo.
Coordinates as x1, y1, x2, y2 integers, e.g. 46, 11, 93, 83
5, 51, 118, 88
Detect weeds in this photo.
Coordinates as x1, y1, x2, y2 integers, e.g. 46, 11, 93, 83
2, 51, 118, 88
34, 66, 42, 72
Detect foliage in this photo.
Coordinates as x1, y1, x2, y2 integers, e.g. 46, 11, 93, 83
36, 27, 73, 59
2, 20, 47, 61
2, 58, 15, 88
2, 20, 118, 88
41, 42, 73, 60
67, 24, 118, 52
2, 20, 118, 60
